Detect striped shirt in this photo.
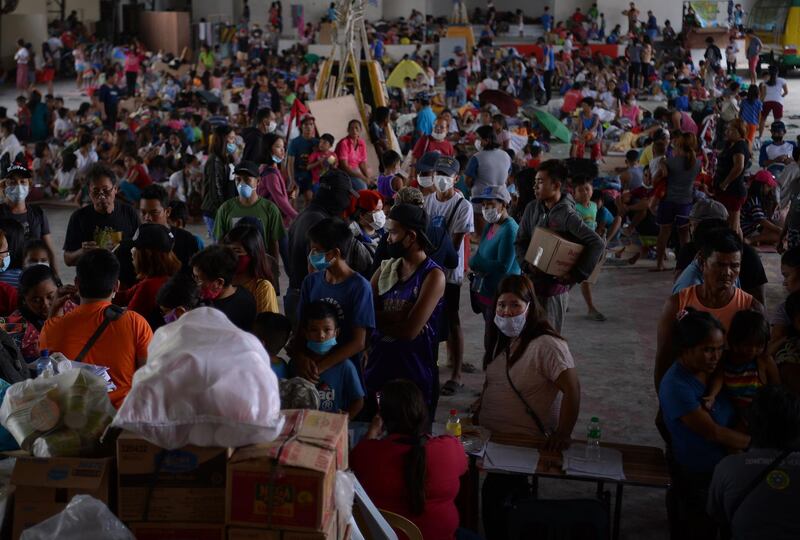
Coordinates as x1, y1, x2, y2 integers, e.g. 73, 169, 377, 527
723, 359, 762, 410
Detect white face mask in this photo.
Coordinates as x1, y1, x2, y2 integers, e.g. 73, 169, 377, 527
434, 174, 454, 193
371, 210, 386, 229
482, 206, 501, 223
474, 139, 483, 151
494, 306, 528, 337
268, 121, 277, 133
418, 175, 434, 188
431, 130, 446, 141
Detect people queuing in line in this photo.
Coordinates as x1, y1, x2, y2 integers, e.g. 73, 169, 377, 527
1, 4, 799, 539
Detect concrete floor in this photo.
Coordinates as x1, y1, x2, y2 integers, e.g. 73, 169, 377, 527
18, 74, 800, 538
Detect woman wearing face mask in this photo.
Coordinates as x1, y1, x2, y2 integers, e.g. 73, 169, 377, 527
222, 223, 279, 314
201, 125, 237, 240
0, 164, 58, 276
349, 190, 386, 254
464, 125, 512, 238
257, 133, 298, 226
6, 264, 75, 362
0, 219, 25, 289
190, 244, 257, 331
365, 204, 446, 419
478, 274, 580, 539
468, 185, 520, 350
411, 117, 454, 160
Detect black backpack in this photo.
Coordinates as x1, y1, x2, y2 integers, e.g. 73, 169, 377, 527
0, 330, 30, 384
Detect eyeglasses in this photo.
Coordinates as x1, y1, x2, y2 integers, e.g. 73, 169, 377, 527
90, 188, 114, 198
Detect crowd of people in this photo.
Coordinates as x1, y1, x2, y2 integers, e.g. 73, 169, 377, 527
0, 1, 798, 539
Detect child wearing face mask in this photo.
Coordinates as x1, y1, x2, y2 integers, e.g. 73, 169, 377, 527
349, 190, 386, 253
299, 301, 365, 419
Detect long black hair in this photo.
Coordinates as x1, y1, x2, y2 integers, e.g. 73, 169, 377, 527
767, 64, 778, 87
483, 274, 563, 370
672, 308, 725, 355
222, 224, 274, 283
379, 379, 428, 516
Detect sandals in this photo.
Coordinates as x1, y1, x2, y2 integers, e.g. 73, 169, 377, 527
440, 380, 464, 396
587, 311, 607, 322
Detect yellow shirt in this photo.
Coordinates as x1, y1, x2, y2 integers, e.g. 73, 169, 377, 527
638, 144, 653, 167
242, 278, 278, 314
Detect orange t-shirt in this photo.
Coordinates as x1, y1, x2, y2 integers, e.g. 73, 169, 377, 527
677, 285, 754, 331
40, 301, 153, 408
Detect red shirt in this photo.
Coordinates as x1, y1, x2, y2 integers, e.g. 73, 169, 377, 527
116, 275, 169, 320
412, 136, 455, 159
0, 282, 18, 317
351, 434, 467, 540
129, 164, 153, 189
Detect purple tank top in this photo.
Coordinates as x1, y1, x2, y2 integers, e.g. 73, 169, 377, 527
377, 174, 396, 201
365, 257, 443, 405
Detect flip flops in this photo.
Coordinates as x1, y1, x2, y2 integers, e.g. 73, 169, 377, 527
440, 380, 464, 396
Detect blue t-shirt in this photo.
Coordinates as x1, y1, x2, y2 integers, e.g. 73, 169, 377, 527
270, 358, 290, 379
541, 13, 553, 31
317, 358, 365, 413
288, 136, 319, 183
416, 106, 436, 136
740, 100, 763, 126
598, 206, 614, 228
659, 362, 736, 473
298, 271, 376, 354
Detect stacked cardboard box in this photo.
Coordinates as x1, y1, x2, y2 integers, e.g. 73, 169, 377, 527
10, 456, 112, 540
116, 432, 229, 538
226, 410, 350, 539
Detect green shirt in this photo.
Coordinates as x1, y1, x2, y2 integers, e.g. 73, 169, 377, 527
213, 197, 286, 246
199, 51, 215, 70
575, 201, 598, 231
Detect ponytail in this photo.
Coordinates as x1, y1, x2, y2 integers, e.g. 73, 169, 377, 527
404, 435, 428, 515
768, 65, 778, 86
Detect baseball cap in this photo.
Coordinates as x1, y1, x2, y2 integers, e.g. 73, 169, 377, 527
318, 169, 360, 197
434, 156, 460, 177
132, 224, 175, 252
416, 151, 442, 174
687, 198, 728, 221
388, 204, 432, 250
472, 185, 511, 204
3, 163, 32, 179
752, 170, 778, 187
234, 160, 260, 178
771, 121, 786, 133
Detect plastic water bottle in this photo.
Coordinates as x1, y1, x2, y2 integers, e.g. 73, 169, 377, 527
445, 409, 462, 440
586, 417, 601, 461
35, 349, 53, 378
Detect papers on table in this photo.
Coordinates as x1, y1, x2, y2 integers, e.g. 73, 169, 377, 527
483, 442, 540, 474
562, 444, 626, 481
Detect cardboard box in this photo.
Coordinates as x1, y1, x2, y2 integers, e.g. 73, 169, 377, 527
226, 410, 348, 532
11, 456, 112, 540
130, 522, 225, 540
227, 510, 347, 540
117, 432, 227, 523
524, 227, 584, 277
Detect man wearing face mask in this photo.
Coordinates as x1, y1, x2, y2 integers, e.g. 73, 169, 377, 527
0, 164, 58, 276
423, 156, 474, 396
190, 245, 257, 331
412, 151, 441, 195
213, 160, 283, 267
286, 170, 371, 326
465, 125, 512, 237
242, 107, 276, 163
412, 117, 454, 162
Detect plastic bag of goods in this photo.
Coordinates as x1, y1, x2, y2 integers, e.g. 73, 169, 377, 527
0, 369, 115, 456
112, 307, 284, 449
20, 494, 134, 540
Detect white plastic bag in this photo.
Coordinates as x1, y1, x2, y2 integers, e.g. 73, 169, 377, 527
0, 369, 115, 455
20, 494, 134, 540
112, 307, 284, 449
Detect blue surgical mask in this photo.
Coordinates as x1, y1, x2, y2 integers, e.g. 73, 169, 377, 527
308, 251, 330, 271
307, 337, 337, 355
226, 142, 237, 154
0, 255, 10, 273
272, 154, 283, 164
5, 185, 29, 203
237, 183, 254, 199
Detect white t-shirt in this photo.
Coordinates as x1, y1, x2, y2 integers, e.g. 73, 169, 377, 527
482, 78, 499, 91
14, 47, 29, 64
763, 78, 787, 104
765, 141, 795, 161
54, 118, 71, 140
76, 149, 98, 174
56, 169, 76, 191
168, 170, 189, 202
423, 191, 474, 284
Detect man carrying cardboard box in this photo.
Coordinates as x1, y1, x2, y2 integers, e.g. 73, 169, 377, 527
514, 160, 604, 332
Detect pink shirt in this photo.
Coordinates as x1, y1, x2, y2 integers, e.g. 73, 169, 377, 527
335, 136, 367, 170
124, 52, 142, 73
257, 165, 298, 226
480, 335, 575, 437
